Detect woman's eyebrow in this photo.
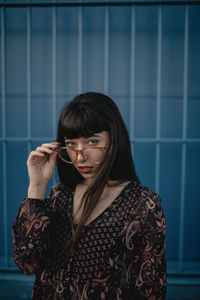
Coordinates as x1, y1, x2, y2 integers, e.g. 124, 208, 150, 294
64, 134, 101, 141
89, 133, 102, 137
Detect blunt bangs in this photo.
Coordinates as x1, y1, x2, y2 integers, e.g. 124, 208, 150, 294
60, 102, 109, 140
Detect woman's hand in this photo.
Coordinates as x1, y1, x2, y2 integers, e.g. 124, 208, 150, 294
27, 142, 60, 199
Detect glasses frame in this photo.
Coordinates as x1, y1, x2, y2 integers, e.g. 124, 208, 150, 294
55, 145, 109, 164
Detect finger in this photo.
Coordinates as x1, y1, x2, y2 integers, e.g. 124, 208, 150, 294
36, 146, 54, 154
27, 151, 45, 165
42, 142, 60, 146
28, 151, 45, 158
50, 141, 60, 145
40, 143, 60, 151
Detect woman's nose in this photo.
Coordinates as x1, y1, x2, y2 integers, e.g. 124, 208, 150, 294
76, 149, 86, 162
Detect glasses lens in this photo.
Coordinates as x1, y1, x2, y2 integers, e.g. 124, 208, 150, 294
82, 148, 103, 164
58, 147, 104, 164
59, 148, 75, 164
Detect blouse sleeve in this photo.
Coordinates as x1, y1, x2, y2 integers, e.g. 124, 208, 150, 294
12, 185, 60, 275
118, 192, 167, 300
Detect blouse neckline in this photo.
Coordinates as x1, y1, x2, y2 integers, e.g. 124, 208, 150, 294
71, 181, 133, 230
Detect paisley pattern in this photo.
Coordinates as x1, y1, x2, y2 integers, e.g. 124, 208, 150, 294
12, 181, 166, 299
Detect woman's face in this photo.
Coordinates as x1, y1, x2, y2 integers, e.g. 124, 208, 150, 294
64, 131, 110, 184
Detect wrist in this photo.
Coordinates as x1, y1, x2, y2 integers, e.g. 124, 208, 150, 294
28, 183, 48, 200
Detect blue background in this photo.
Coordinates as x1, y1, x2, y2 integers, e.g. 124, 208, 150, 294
0, 0, 200, 286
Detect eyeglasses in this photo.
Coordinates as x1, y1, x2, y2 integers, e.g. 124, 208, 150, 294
55, 145, 109, 165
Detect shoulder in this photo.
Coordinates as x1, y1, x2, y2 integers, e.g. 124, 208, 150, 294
45, 182, 74, 213
116, 182, 165, 245
50, 182, 73, 195
125, 181, 163, 223
48, 182, 74, 203
126, 181, 161, 203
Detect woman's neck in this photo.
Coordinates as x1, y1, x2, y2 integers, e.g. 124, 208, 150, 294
82, 178, 124, 187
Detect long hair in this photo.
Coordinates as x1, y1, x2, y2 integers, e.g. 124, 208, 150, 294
56, 92, 139, 254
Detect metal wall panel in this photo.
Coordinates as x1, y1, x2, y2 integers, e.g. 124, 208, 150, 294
0, 1, 200, 275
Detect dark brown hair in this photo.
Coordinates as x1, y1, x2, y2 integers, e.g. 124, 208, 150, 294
56, 92, 139, 254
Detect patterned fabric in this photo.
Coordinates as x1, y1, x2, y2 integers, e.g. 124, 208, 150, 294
12, 181, 167, 299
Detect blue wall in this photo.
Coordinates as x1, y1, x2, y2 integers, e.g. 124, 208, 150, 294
0, 0, 200, 274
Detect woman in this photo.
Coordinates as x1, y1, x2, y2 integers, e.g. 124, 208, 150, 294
13, 92, 166, 299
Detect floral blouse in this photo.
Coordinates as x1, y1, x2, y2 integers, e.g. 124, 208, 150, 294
12, 181, 166, 300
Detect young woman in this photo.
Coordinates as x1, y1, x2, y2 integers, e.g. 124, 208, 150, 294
13, 92, 166, 299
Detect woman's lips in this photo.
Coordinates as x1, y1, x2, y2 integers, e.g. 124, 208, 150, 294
77, 166, 93, 174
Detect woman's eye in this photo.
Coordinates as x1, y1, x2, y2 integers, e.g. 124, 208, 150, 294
88, 140, 99, 145
65, 141, 75, 147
